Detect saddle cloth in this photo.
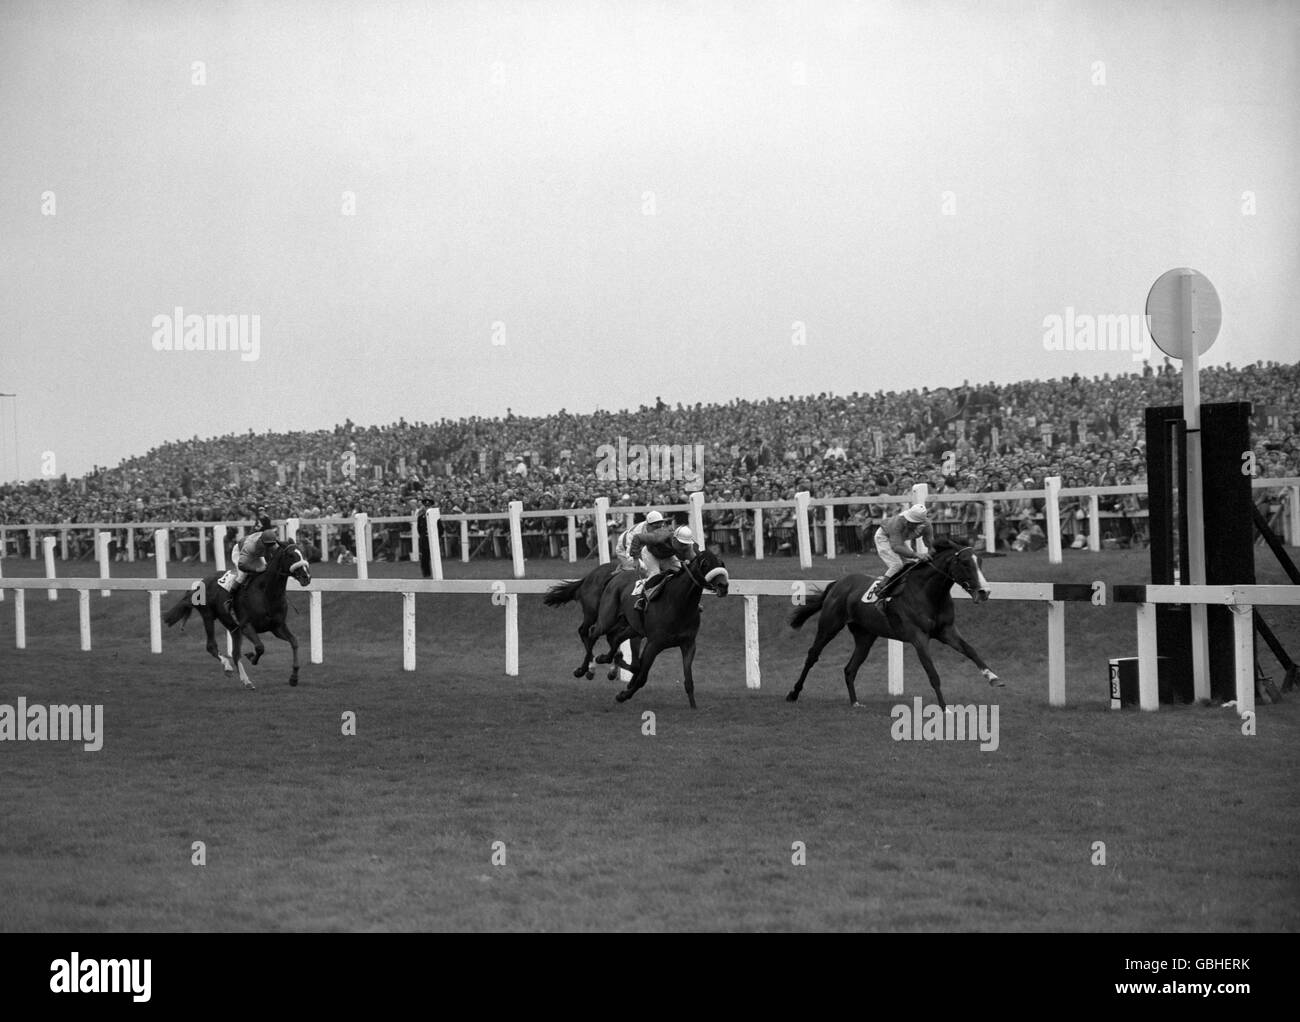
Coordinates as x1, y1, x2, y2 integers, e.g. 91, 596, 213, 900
216, 570, 238, 593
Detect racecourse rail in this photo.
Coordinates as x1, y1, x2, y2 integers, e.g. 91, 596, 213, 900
4, 477, 1298, 570
4, 565, 1297, 721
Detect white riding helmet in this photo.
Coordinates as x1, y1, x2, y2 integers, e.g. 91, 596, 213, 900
902, 503, 929, 524
674, 526, 696, 546
645, 511, 664, 525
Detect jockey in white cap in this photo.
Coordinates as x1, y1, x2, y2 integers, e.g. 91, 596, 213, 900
862, 502, 934, 604
630, 523, 702, 610
615, 510, 664, 570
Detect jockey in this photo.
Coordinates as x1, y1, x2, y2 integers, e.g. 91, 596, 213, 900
632, 525, 702, 611
862, 503, 934, 604
229, 515, 281, 617
615, 510, 664, 570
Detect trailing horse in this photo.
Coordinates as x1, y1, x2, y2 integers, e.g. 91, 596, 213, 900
542, 560, 624, 679
598, 548, 730, 708
786, 538, 1000, 708
163, 540, 312, 689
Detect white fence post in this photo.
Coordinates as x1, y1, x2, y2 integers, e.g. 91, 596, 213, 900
1088, 493, 1101, 552
354, 513, 369, 580
427, 508, 443, 580
79, 589, 91, 651
155, 529, 168, 579
744, 595, 761, 689
1047, 601, 1065, 706
1233, 606, 1254, 719
1045, 476, 1062, 564
14, 590, 25, 649
689, 491, 705, 547
29, 527, 37, 560
0, 550, 5, 601
504, 593, 519, 675
983, 500, 996, 554
753, 507, 764, 560
403, 592, 416, 671
214, 526, 227, 571
594, 498, 611, 564
1288, 485, 1300, 546
795, 491, 812, 569
825, 505, 836, 560
509, 500, 525, 578
567, 515, 578, 563
198, 524, 208, 563
43, 536, 58, 601
410, 509, 422, 562
286, 517, 300, 543
461, 519, 470, 563
888, 639, 904, 696
1136, 603, 1159, 711
310, 590, 323, 664
60, 528, 69, 561
149, 591, 162, 654
97, 531, 112, 597
126, 526, 135, 562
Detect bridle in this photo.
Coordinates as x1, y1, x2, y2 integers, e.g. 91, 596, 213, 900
682, 551, 728, 593
916, 545, 981, 597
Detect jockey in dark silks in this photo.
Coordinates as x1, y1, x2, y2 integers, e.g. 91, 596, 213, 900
229, 514, 280, 623
632, 525, 702, 611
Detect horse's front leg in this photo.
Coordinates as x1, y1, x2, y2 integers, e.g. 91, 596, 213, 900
936, 623, 1002, 687
616, 640, 663, 703
242, 621, 265, 664
679, 638, 698, 709
272, 623, 300, 686
910, 635, 944, 710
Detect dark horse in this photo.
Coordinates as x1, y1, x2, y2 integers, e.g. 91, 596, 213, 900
786, 538, 1000, 708
542, 560, 623, 679
163, 540, 312, 689
596, 548, 731, 708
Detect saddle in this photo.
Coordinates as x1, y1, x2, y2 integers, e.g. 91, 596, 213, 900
861, 560, 919, 605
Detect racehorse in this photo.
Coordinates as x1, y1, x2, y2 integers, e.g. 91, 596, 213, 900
542, 560, 623, 679
785, 538, 1000, 708
597, 548, 730, 708
162, 540, 312, 689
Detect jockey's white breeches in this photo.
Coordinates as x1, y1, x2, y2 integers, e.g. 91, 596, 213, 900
874, 530, 907, 578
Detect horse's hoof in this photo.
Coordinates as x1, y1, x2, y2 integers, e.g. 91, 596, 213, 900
852, 701, 864, 709
585, 670, 594, 680
988, 676, 1004, 687
615, 690, 630, 703
573, 667, 587, 678
289, 677, 298, 687
243, 681, 256, 691
785, 692, 798, 702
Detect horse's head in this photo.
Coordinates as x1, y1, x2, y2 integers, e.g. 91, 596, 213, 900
931, 538, 990, 603
273, 541, 313, 587
689, 548, 730, 597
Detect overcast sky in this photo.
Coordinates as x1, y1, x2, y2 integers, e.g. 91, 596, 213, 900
1, 0, 1296, 481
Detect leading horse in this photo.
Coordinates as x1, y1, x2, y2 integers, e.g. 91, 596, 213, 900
163, 540, 312, 689
785, 538, 1000, 708
598, 548, 730, 708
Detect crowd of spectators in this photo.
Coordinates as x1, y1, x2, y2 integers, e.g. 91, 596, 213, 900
2, 359, 1296, 558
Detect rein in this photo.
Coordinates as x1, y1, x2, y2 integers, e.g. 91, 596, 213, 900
681, 555, 725, 592
917, 547, 976, 594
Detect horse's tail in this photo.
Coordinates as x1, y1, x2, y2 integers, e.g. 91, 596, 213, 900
543, 578, 583, 607
162, 588, 195, 628
788, 582, 831, 630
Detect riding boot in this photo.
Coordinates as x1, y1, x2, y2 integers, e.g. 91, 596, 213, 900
634, 573, 661, 612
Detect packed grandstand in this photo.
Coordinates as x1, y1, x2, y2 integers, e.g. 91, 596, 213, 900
3, 360, 1296, 560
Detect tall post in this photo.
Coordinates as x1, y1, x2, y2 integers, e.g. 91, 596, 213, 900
79, 589, 91, 651
460, 519, 470, 563
689, 491, 705, 547
795, 491, 812, 569
426, 508, 443, 580
567, 515, 577, 563
744, 595, 761, 689
154, 529, 168, 580
509, 500, 525, 578
983, 500, 996, 554
97, 531, 112, 597
286, 517, 300, 543
402, 592, 416, 672
354, 513, 369, 580
43, 536, 58, 600
1088, 493, 1101, 552
198, 524, 208, 563
825, 505, 836, 560
1045, 476, 1062, 564
1047, 601, 1065, 705
594, 497, 611, 564
1181, 280, 1210, 703
911, 482, 929, 555
887, 639, 904, 696
504, 593, 519, 676
753, 506, 764, 560
309, 590, 323, 664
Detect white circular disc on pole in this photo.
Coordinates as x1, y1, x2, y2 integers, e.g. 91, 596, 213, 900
1144, 268, 1221, 359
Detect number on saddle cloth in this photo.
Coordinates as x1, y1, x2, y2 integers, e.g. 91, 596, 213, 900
216, 570, 237, 593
